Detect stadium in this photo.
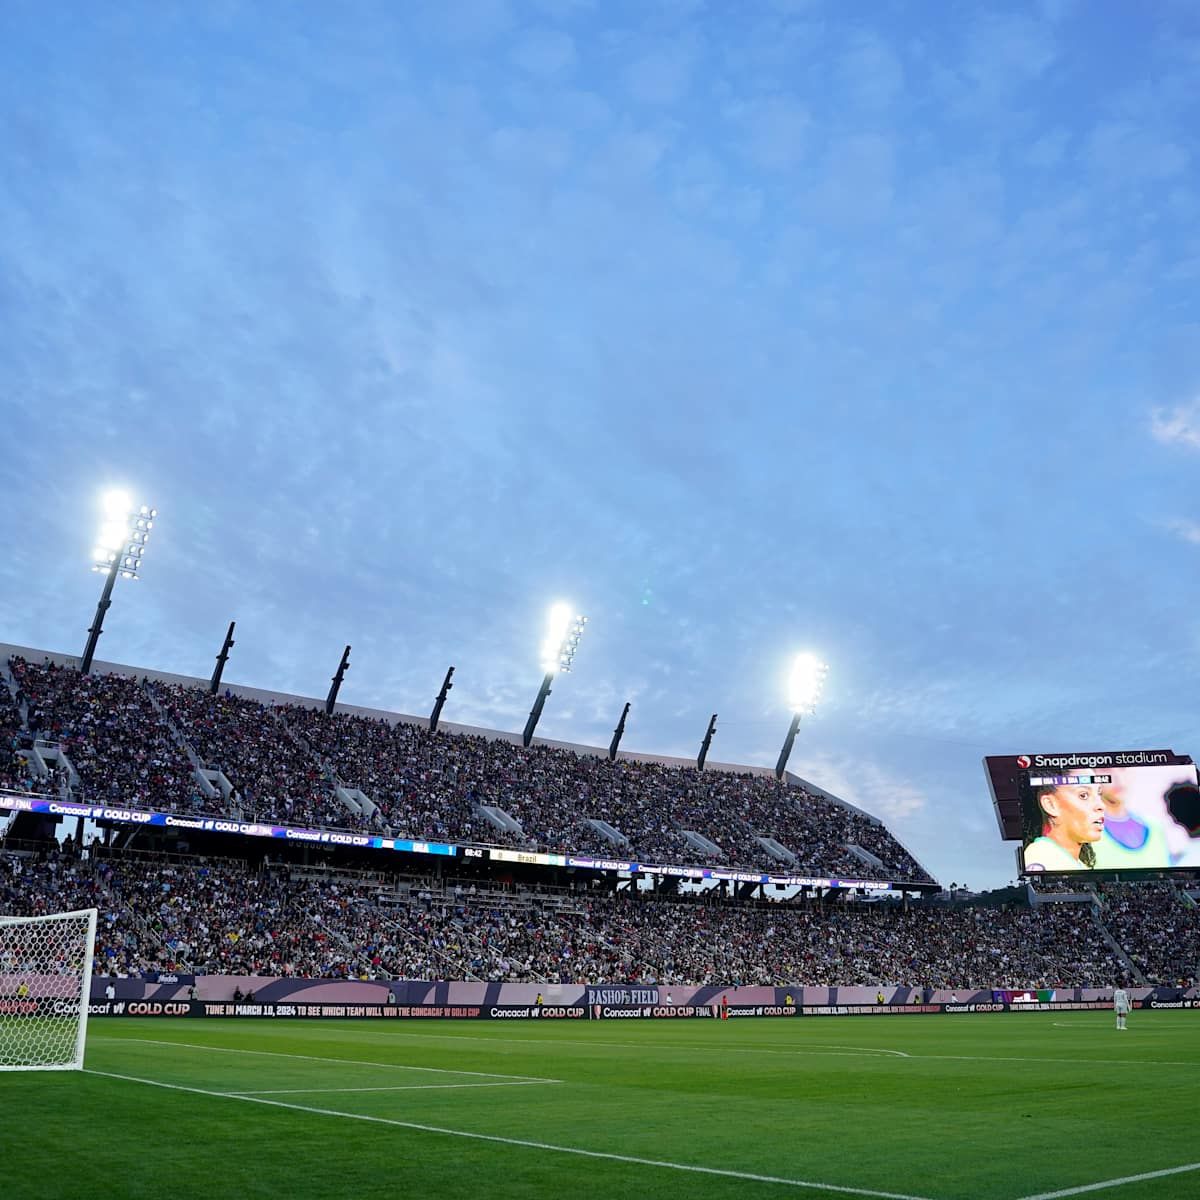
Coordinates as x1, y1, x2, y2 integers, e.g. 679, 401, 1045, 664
4, 632, 1200, 1199
5, 5, 1200, 1199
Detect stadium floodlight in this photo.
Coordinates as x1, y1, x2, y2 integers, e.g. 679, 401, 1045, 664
776, 652, 828, 780
523, 602, 587, 747
80, 489, 158, 675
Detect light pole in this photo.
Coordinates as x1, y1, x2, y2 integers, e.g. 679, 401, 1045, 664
697, 713, 718, 770
522, 602, 587, 747
430, 666, 455, 732
210, 621, 236, 694
80, 490, 157, 675
608, 701, 630, 761
326, 645, 351, 715
775, 652, 828, 780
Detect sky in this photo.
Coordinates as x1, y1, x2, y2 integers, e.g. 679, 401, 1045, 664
1, 1, 1198, 891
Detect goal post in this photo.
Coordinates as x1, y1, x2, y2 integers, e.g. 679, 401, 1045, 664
0, 908, 98, 1071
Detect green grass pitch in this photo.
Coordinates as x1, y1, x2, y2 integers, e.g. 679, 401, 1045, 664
6, 1012, 1199, 1200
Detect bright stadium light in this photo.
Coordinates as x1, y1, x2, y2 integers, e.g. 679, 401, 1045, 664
101, 488, 133, 519
776, 652, 828, 780
80, 488, 158, 674
540, 602, 587, 675
788, 652, 828, 715
524, 602, 588, 746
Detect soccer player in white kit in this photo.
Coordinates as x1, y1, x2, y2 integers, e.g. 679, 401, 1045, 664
1113, 985, 1130, 1030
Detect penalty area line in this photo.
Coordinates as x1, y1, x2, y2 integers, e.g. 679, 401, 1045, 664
91, 1036, 560, 1083
231, 1080, 556, 1095
1013, 1160, 1200, 1200
85, 1069, 935, 1200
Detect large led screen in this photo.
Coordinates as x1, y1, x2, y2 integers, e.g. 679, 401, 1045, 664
1020, 760, 1200, 873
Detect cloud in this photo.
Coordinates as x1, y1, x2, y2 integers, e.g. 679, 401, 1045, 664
1163, 518, 1200, 545
1085, 121, 1189, 182
510, 27, 577, 78
1150, 398, 1200, 449
725, 95, 809, 171
963, 12, 1057, 92
798, 753, 928, 823
839, 33, 905, 110
1024, 129, 1069, 168
623, 42, 697, 107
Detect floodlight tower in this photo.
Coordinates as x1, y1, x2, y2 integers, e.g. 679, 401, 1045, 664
522, 603, 587, 747
80, 490, 157, 675
210, 621, 236, 694
608, 701, 631, 761
775, 652, 828, 780
429, 666, 455, 732
326, 645, 351, 715
697, 714, 718, 770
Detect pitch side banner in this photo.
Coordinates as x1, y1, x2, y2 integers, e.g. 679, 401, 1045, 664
197, 1003, 587, 1019
79, 999, 1200, 1019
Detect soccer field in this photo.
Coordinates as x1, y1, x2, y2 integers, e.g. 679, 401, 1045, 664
7, 1012, 1199, 1200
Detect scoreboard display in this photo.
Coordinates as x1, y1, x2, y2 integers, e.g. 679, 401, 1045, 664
983, 750, 1200, 874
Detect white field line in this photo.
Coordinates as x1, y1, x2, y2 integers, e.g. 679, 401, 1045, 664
84, 1069, 936, 1200
1049, 1023, 1170, 1031
230, 1080, 553, 1096
820, 1045, 910, 1057
90, 1036, 560, 1082
1013, 1160, 1200, 1200
302, 1028, 1200, 1070
296, 1028, 918, 1060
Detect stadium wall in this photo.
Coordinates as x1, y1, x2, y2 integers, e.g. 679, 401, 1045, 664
83, 977, 1196, 1010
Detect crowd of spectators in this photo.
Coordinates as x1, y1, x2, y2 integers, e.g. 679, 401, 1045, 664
4, 658, 931, 882
450, 892, 1123, 988
0, 847, 461, 979
279, 709, 528, 849
149, 683, 349, 830
1097, 882, 1200, 987
6, 846, 1186, 988
0, 682, 35, 793
282, 704, 931, 881
11, 659, 197, 810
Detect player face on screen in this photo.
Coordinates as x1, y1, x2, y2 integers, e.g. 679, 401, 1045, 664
1037, 783, 1104, 857
1098, 771, 1128, 816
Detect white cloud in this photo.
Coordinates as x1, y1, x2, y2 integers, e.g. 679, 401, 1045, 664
1150, 398, 1200, 450
510, 28, 577, 78
797, 753, 928, 823
839, 33, 905, 110
1085, 121, 1189, 182
623, 43, 697, 107
963, 12, 1056, 92
725, 95, 809, 171
1163, 517, 1200, 545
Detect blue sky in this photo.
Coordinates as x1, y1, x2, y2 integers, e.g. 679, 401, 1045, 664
2, 1, 1198, 889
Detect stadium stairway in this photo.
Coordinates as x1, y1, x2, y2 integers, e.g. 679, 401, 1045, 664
1092, 907, 1147, 985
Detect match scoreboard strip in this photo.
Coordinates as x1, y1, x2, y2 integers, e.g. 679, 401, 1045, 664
1027, 773, 1111, 786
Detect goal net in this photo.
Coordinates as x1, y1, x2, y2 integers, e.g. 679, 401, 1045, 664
0, 908, 98, 1071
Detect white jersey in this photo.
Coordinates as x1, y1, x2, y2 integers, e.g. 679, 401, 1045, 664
1113, 988, 1130, 1013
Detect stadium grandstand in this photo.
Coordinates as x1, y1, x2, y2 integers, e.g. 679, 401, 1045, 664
1, 644, 932, 884
2, 644, 1198, 999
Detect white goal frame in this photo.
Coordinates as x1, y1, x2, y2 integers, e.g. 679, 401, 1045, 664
0, 907, 98, 1071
